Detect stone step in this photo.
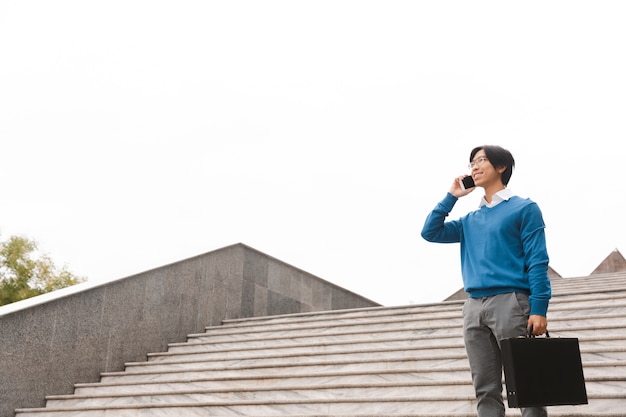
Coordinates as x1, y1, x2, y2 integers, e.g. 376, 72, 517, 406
70, 373, 624, 400
163, 325, 626, 360
43, 378, 625, 409
213, 293, 626, 334
551, 300, 626, 312
74, 371, 475, 395
546, 291, 624, 307
45, 383, 480, 408
200, 314, 467, 339
157, 333, 466, 358
129, 340, 626, 371
550, 274, 626, 291
119, 353, 473, 376
80, 346, 626, 383
208, 298, 626, 335
211, 286, 626, 330
147, 343, 469, 364
174, 327, 465, 351
551, 273, 626, 285
196, 314, 626, 342
153, 334, 626, 363
90, 370, 474, 393
220, 302, 465, 327
97, 356, 626, 387
578, 335, 626, 348
213, 301, 626, 335
124, 352, 469, 375
550, 323, 626, 338
212, 297, 626, 330
15, 395, 625, 417
97, 361, 473, 385
176, 314, 626, 351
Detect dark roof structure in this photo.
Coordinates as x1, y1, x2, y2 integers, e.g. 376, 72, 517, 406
591, 248, 626, 275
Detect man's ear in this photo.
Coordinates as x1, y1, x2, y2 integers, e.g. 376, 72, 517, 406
497, 166, 506, 174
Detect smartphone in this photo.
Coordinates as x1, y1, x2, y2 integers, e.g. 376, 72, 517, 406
461, 176, 475, 190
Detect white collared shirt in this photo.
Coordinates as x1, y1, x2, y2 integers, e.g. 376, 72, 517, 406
479, 188, 514, 208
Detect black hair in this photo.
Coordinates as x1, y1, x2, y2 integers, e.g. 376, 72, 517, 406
470, 145, 515, 186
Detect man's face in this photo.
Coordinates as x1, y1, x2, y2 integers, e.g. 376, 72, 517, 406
470, 150, 501, 188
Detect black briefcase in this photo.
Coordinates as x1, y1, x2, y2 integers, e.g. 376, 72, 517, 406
500, 331, 588, 408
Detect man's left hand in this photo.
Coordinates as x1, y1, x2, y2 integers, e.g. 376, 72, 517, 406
527, 315, 548, 335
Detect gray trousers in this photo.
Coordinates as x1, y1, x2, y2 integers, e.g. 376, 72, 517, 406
463, 292, 548, 417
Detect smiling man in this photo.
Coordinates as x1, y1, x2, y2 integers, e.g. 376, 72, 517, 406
421, 145, 551, 417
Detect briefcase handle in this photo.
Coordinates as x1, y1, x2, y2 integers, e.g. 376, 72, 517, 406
525, 325, 550, 338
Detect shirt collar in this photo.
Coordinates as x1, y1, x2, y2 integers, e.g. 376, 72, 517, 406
479, 188, 514, 208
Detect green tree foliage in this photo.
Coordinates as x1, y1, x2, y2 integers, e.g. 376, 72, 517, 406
0, 235, 86, 306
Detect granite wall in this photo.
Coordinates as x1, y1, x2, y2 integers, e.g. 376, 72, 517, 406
0, 243, 379, 417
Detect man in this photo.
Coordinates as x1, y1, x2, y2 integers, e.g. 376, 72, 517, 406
421, 145, 551, 417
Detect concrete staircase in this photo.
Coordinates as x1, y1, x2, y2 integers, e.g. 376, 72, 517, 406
14, 273, 626, 417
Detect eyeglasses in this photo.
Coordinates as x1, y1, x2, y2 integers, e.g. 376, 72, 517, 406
468, 156, 489, 169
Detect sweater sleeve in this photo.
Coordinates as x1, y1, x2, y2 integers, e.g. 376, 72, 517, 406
520, 202, 551, 316
421, 193, 462, 243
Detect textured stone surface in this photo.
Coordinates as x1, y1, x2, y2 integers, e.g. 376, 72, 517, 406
11, 272, 626, 417
0, 243, 378, 417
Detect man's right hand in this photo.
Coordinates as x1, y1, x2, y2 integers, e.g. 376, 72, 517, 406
450, 175, 475, 198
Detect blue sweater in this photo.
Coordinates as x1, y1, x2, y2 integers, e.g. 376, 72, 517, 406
421, 192, 551, 316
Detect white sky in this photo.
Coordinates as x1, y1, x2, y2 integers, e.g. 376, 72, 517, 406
1, 1, 625, 306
